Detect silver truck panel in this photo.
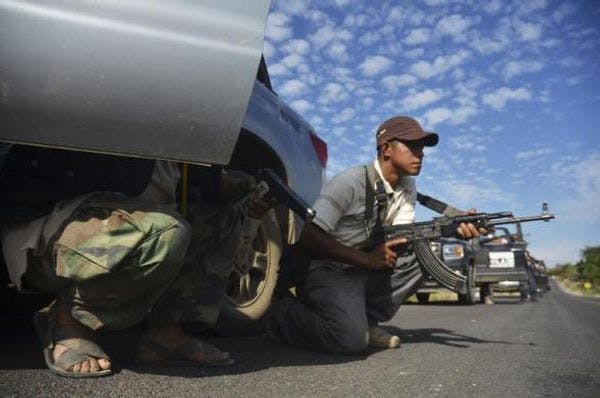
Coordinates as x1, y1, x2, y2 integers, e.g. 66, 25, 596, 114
0, 0, 270, 164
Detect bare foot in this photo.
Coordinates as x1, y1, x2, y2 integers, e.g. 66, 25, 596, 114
53, 302, 111, 374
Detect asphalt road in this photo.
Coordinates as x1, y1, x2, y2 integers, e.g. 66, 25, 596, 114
1, 280, 599, 398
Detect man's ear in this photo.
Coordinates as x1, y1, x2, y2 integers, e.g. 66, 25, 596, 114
380, 142, 393, 159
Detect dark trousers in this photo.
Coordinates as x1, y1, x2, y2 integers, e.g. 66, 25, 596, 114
271, 253, 423, 354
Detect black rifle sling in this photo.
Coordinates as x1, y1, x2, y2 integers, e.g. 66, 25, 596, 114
364, 164, 387, 232
416, 192, 465, 217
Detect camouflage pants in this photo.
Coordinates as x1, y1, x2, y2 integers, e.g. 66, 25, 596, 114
25, 196, 242, 331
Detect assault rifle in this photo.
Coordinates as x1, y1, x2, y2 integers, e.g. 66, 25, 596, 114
256, 168, 316, 222
367, 203, 555, 294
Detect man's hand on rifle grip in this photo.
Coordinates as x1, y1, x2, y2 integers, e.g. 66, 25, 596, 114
367, 236, 408, 270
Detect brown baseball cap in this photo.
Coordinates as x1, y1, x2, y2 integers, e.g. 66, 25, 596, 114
376, 116, 439, 147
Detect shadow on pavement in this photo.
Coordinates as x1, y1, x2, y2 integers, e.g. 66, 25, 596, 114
382, 325, 535, 349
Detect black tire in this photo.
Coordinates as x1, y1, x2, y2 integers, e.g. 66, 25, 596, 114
458, 263, 477, 305
416, 293, 430, 304
214, 211, 282, 335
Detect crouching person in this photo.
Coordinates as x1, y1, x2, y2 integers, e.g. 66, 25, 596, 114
269, 116, 484, 355
0, 144, 267, 377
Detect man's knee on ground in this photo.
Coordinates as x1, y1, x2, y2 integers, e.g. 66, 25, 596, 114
323, 320, 369, 355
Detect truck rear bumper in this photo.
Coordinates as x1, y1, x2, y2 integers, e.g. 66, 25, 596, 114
476, 268, 528, 283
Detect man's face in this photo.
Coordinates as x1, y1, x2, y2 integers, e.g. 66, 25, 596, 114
382, 139, 425, 176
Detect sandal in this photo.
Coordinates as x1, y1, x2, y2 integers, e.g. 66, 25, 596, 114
32, 304, 112, 378
134, 335, 235, 367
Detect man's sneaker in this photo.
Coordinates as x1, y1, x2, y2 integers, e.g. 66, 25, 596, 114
483, 296, 495, 305
368, 326, 400, 348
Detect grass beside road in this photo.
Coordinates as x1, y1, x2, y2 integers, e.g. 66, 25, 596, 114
553, 277, 600, 298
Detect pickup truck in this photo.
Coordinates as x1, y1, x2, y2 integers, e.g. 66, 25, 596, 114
0, 0, 326, 333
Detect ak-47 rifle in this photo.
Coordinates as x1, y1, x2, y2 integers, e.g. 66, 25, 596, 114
365, 203, 555, 294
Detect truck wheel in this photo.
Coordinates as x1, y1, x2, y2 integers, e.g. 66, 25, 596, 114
215, 211, 282, 335
416, 293, 430, 304
458, 263, 477, 305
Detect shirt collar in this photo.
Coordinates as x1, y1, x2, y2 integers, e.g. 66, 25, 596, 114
373, 159, 395, 195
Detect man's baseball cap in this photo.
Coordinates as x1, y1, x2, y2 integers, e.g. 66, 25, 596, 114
376, 116, 439, 147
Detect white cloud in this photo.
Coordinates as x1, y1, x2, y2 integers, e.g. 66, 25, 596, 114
358, 31, 381, 46
332, 0, 350, 6
387, 6, 406, 23
327, 42, 349, 61
279, 79, 308, 97
515, 148, 553, 159
319, 82, 350, 104
331, 67, 352, 79
552, 154, 600, 224
436, 179, 511, 208
552, 3, 576, 24
471, 36, 509, 55
435, 14, 473, 38
410, 50, 470, 79
422, 106, 477, 128
310, 116, 323, 127
449, 135, 487, 151
502, 60, 544, 79
280, 54, 304, 69
482, 87, 532, 110
290, 99, 312, 113
282, 39, 310, 55
516, 0, 548, 14
333, 107, 356, 124
404, 28, 430, 45
263, 40, 276, 59
359, 55, 393, 76
381, 74, 417, 91
483, 0, 502, 14
269, 63, 288, 77
276, 0, 311, 15
266, 13, 292, 42
343, 13, 369, 28
514, 21, 543, 41
558, 56, 583, 67
401, 89, 446, 111
423, 0, 450, 5
309, 25, 353, 49
405, 48, 425, 59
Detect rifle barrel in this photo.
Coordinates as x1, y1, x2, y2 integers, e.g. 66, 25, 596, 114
487, 214, 555, 226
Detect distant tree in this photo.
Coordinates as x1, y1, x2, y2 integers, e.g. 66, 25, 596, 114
577, 246, 600, 284
547, 263, 577, 280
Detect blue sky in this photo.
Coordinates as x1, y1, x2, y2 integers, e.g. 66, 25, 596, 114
263, 0, 600, 267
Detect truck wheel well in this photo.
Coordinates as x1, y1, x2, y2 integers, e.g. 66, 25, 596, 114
228, 130, 286, 180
